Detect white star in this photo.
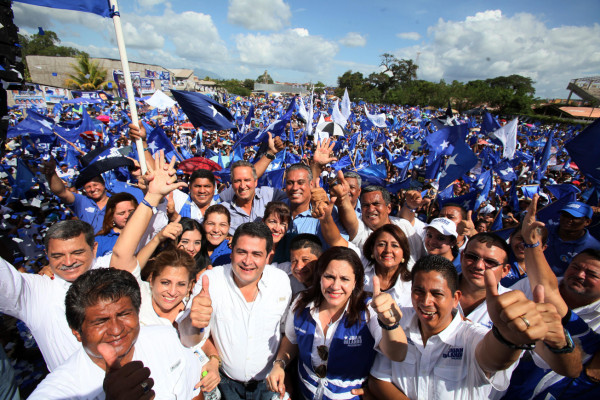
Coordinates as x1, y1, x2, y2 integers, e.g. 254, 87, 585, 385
439, 140, 449, 150
148, 141, 158, 152
462, 200, 471, 209
477, 194, 487, 204
208, 105, 222, 118
38, 119, 53, 129
446, 154, 458, 168
500, 167, 514, 176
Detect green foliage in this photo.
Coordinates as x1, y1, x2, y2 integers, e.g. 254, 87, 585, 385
217, 79, 251, 96
19, 30, 88, 80
335, 55, 536, 114
65, 54, 112, 90
256, 71, 274, 84
242, 79, 255, 91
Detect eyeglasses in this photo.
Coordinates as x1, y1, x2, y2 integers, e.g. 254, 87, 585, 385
463, 252, 503, 269
315, 345, 329, 378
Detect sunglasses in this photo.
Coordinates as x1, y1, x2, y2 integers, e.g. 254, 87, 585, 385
315, 345, 329, 378
463, 252, 503, 269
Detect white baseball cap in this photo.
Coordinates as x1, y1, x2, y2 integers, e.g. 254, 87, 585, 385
426, 217, 458, 238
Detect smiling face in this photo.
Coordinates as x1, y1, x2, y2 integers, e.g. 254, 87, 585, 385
264, 214, 288, 245
290, 247, 318, 285
72, 296, 140, 370
562, 253, 600, 303
46, 234, 97, 282
203, 212, 230, 247
83, 179, 107, 202
509, 231, 526, 262
361, 191, 391, 230
320, 260, 356, 311
460, 240, 509, 290
285, 168, 312, 208
177, 229, 202, 258
189, 178, 215, 209
231, 235, 269, 288
411, 270, 461, 340
373, 231, 404, 271
424, 228, 455, 258
150, 266, 192, 316
232, 166, 257, 203
112, 201, 136, 230
559, 212, 590, 235
345, 177, 361, 209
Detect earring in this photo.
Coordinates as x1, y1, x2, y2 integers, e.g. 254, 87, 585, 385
401, 258, 405, 263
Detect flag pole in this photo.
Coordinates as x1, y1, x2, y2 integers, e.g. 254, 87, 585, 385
109, 0, 147, 174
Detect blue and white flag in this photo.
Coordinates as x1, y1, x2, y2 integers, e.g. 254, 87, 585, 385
565, 119, 600, 187
171, 90, 235, 131
331, 99, 347, 128
490, 118, 518, 159
14, 0, 112, 17
364, 105, 387, 128
10, 160, 37, 200
341, 88, 351, 120
438, 142, 478, 190
494, 161, 518, 181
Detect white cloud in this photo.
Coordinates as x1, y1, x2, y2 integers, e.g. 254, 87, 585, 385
137, 0, 166, 9
228, 0, 291, 31
396, 32, 421, 41
236, 28, 338, 75
121, 22, 165, 49
392, 10, 600, 97
339, 32, 366, 47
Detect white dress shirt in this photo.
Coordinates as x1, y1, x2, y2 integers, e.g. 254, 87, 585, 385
371, 308, 514, 400
362, 262, 413, 307
0, 257, 105, 371
189, 264, 292, 382
29, 326, 202, 400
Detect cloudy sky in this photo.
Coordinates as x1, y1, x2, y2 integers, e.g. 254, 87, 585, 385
13, 0, 600, 99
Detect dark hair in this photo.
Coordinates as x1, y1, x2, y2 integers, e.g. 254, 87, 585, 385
510, 222, 549, 246
232, 222, 274, 254
290, 234, 323, 257
411, 255, 459, 294
44, 220, 95, 249
204, 204, 231, 226
65, 268, 141, 333
149, 248, 196, 282
177, 218, 211, 274
466, 232, 511, 264
286, 163, 313, 182
263, 201, 292, 227
294, 247, 368, 328
362, 186, 391, 206
96, 192, 138, 236
189, 169, 216, 187
441, 203, 467, 221
573, 248, 600, 263
363, 224, 411, 282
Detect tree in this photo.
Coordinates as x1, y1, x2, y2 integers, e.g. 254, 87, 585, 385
19, 30, 88, 80
257, 70, 274, 84
377, 54, 419, 99
242, 78, 255, 91
64, 54, 112, 90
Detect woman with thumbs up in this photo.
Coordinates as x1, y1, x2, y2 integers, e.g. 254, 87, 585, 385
266, 246, 407, 400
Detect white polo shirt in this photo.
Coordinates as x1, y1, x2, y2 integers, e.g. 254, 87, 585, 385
371, 308, 514, 400
29, 326, 202, 400
189, 264, 292, 382
352, 216, 426, 271
0, 257, 106, 371
362, 262, 413, 307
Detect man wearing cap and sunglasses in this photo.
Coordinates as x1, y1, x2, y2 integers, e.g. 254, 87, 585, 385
544, 201, 600, 277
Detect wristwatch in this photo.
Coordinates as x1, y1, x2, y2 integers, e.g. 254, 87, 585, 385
140, 198, 157, 215
265, 152, 276, 160
545, 328, 575, 354
208, 354, 222, 368
273, 359, 286, 369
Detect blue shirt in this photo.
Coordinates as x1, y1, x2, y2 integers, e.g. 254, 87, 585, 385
501, 256, 527, 288
70, 193, 108, 232
95, 229, 119, 257
544, 226, 600, 276
222, 187, 287, 234
210, 240, 231, 267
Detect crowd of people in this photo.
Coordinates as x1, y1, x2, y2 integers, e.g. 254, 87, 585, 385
0, 90, 599, 399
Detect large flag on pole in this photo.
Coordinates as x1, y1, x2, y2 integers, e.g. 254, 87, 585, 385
364, 105, 387, 128
490, 118, 518, 159
565, 119, 600, 187
14, 0, 112, 17
341, 88, 351, 120
171, 90, 235, 131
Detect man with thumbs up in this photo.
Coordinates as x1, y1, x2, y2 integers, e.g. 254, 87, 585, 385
29, 268, 202, 400
179, 222, 292, 400
369, 254, 550, 400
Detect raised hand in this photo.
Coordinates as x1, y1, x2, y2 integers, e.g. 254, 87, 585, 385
532, 285, 567, 349
313, 137, 338, 166
157, 216, 183, 243
329, 170, 350, 206
485, 269, 547, 345
403, 190, 423, 210
128, 122, 147, 141
370, 276, 402, 326
522, 194, 545, 246
145, 150, 187, 197
457, 210, 477, 238
190, 275, 212, 329
41, 157, 57, 176
268, 132, 285, 154
99, 343, 154, 400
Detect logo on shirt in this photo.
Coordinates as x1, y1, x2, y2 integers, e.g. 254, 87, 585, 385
85, 207, 95, 213
295, 327, 307, 334
170, 359, 182, 372
442, 347, 464, 360
344, 335, 363, 347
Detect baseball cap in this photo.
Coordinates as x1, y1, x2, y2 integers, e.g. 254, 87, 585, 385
426, 217, 458, 238
561, 201, 593, 219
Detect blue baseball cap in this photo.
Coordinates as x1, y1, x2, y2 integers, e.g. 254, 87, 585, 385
561, 202, 593, 219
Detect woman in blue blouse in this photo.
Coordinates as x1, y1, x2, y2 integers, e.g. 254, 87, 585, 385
203, 204, 232, 267
95, 192, 137, 257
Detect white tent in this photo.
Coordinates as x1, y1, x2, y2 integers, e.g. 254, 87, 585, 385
145, 90, 177, 110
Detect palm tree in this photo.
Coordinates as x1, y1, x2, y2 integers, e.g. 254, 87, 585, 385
65, 54, 112, 90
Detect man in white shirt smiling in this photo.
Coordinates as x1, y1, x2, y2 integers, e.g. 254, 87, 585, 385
180, 221, 292, 400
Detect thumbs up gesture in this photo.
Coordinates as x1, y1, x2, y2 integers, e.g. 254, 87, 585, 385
457, 210, 477, 238
485, 269, 547, 345
190, 275, 212, 329
532, 285, 569, 350
370, 276, 402, 327
98, 343, 155, 400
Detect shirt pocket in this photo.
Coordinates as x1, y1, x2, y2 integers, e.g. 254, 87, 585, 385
433, 363, 467, 393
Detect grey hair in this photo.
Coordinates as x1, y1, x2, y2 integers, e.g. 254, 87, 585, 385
343, 171, 362, 187
230, 160, 257, 182
44, 220, 95, 249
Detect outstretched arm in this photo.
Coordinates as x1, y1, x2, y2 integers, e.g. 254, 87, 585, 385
330, 170, 359, 240
311, 187, 348, 247
254, 132, 285, 179
110, 151, 186, 272
311, 137, 338, 187
42, 158, 75, 204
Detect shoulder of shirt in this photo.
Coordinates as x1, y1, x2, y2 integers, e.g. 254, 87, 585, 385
138, 325, 179, 342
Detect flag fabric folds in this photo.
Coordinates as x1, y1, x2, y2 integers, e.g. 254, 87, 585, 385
565, 119, 600, 187
171, 90, 235, 131
14, 0, 112, 17
438, 142, 478, 190
490, 118, 518, 159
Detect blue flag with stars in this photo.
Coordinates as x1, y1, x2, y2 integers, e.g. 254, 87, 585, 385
438, 142, 478, 190
565, 119, 600, 187
171, 90, 235, 131
11, 159, 37, 200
